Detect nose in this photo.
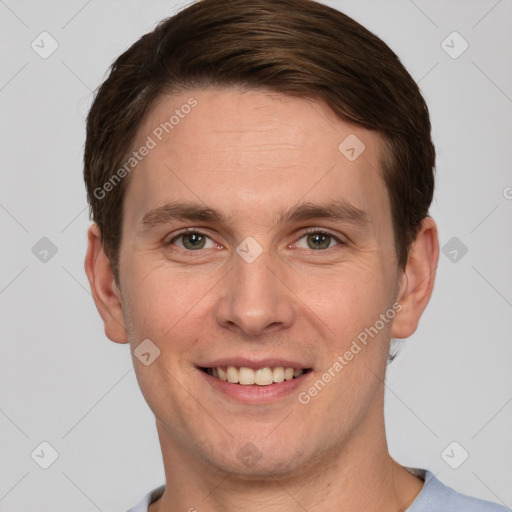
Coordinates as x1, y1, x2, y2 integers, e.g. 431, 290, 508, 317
215, 250, 296, 337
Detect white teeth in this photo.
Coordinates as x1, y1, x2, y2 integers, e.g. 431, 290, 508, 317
226, 365, 239, 383
254, 367, 273, 386
218, 367, 228, 382
272, 367, 285, 383
239, 367, 255, 385
210, 366, 305, 385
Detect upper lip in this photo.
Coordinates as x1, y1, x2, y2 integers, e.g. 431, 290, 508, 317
198, 358, 311, 370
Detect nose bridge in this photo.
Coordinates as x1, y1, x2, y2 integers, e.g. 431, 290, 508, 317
216, 248, 295, 335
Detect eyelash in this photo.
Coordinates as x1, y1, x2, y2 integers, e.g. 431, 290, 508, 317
166, 227, 345, 251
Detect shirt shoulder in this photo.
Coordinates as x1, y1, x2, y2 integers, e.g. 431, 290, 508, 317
126, 485, 165, 512
407, 470, 509, 512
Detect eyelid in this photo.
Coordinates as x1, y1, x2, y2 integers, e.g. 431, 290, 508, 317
166, 227, 218, 247
293, 227, 346, 246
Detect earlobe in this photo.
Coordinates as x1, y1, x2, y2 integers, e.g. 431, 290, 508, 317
391, 217, 439, 339
84, 223, 128, 344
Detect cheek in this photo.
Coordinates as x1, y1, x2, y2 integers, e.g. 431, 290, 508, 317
300, 260, 394, 344
121, 259, 216, 343
123, 264, 212, 425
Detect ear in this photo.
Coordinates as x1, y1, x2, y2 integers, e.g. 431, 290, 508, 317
84, 223, 128, 344
391, 217, 439, 339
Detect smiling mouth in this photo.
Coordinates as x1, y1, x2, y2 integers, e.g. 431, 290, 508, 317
200, 366, 311, 386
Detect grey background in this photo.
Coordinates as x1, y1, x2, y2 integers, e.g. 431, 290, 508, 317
1, 0, 511, 510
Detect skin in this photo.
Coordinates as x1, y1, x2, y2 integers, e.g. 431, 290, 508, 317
85, 88, 439, 511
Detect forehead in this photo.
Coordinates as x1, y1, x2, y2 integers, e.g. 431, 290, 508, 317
123, 87, 390, 229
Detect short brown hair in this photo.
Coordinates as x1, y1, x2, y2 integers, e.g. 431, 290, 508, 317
84, 0, 435, 280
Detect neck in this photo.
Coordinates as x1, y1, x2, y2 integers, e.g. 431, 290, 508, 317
150, 396, 423, 512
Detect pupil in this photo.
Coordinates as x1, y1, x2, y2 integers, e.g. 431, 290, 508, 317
184, 233, 205, 249
308, 233, 330, 249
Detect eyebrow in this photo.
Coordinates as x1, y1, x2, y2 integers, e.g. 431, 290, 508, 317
276, 200, 369, 226
141, 202, 223, 228
140, 200, 369, 229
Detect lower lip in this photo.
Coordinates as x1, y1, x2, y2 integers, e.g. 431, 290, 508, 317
199, 369, 309, 404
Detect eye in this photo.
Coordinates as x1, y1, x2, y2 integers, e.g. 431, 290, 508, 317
168, 230, 217, 250
295, 229, 341, 250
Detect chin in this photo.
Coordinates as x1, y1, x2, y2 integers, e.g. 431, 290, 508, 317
198, 434, 317, 480
216, 454, 307, 480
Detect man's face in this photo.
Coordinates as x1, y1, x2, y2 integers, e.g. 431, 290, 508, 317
117, 88, 404, 476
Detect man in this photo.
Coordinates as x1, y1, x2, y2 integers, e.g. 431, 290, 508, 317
83, 0, 507, 510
